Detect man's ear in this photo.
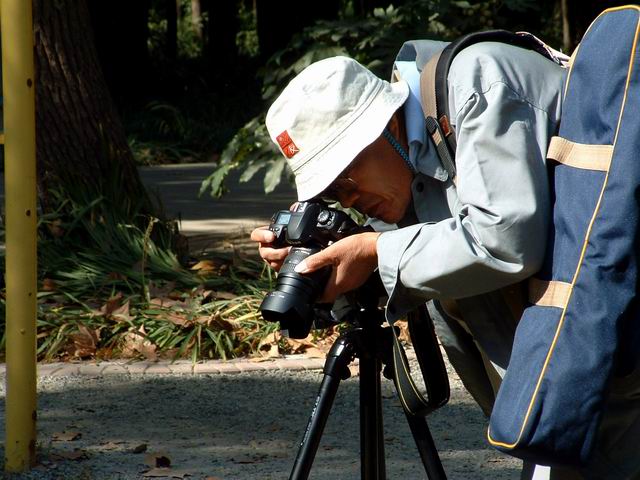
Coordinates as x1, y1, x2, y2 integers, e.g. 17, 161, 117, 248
387, 110, 400, 132
387, 109, 408, 149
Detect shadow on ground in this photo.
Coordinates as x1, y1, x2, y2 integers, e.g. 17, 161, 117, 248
0, 370, 521, 479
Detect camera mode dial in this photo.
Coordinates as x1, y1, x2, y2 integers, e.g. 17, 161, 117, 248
317, 210, 332, 225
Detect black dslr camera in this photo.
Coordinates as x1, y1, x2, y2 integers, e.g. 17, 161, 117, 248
259, 200, 365, 338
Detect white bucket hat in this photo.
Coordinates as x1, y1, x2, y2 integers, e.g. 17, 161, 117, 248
265, 56, 409, 201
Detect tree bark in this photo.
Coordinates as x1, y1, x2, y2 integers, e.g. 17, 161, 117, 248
33, 0, 155, 216
191, 0, 203, 40
561, 0, 571, 53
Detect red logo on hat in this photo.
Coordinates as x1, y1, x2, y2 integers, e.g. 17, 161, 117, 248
276, 130, 299, 159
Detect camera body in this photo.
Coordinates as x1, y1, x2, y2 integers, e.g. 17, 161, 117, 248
260, 201, 361, 338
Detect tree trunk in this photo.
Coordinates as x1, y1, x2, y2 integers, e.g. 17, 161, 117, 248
561, 0, 571, 53
191, 0, 203, 41
33, 0, 155, 217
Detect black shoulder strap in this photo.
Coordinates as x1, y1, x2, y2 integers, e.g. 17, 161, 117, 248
419, 30, 557, 182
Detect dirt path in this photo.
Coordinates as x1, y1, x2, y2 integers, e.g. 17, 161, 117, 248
0, 354, 521, 480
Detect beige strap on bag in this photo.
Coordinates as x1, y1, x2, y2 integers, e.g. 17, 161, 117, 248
528, 278, 572, 308
547, 137, 614, 172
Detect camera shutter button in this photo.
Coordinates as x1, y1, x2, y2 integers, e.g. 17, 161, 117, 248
317, 211, 331, 225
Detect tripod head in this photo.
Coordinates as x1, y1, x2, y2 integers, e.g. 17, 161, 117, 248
311, 272, 388, 332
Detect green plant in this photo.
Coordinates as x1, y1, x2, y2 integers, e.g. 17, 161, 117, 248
0, 181, 279, 362
199, 0, 495, 199
200, 0, 558, 199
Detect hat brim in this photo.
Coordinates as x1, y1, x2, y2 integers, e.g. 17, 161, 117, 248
294, 79, 410, 201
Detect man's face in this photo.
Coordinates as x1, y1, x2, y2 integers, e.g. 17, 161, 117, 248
331, 134, 414, 224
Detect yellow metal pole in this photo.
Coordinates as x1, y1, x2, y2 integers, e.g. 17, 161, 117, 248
1, 0, 38, 472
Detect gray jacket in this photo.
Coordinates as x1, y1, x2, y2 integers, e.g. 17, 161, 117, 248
375, 41, 566, 372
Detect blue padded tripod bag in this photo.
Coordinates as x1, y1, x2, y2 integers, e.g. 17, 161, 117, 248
487, 6, 640, 466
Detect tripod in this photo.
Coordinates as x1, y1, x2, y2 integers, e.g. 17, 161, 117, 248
288, 288, 448, 480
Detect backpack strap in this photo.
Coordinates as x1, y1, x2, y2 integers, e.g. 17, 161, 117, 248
419, 30, 559, 182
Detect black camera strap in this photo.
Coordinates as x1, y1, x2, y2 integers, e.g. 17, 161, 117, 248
389, 304, 450, 417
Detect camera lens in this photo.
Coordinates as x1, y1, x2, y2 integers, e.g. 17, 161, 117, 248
259, 247, 330, 338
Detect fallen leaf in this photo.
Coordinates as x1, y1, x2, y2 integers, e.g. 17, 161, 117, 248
111, 300, 132, 322
285, 334, 319, 354
99, 441, 123, 450
107, 272, 126, 281
258, 332, 281, 358
200, 290, 214, 300
52, 431, 82, 441
69, 325, 100, 358
149, 281, 176, 298
150, 297, 179, 308
194, 315, 212, 325
100, 292, 124, 316
163, 312, 191, 327
121, 326, 157, 360
42, 278, 56, 292
145, 452, 171, 468
47, 218, 65, 237
395, 320, 411, 344
168, 290, 185, 301
132, 443, 148, 454
143, 467, 191, 478
190, 260, 217, 272
214, 291, 236, 300
208, 316, 237, 331
53, 448, 88, 460
302, 346, 325, 358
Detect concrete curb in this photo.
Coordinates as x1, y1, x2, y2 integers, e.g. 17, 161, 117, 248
0, 355, 330, 378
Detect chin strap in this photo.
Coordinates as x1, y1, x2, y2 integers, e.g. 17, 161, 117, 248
383, 127, 417, 175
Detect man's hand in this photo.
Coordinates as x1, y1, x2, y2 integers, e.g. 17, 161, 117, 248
250, 226, 291, 271
294, 231, 381, 303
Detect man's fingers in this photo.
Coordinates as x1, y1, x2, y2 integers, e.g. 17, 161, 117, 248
260, 246, 291, 263
294, 250, 333, 274
250, 226, 275, 243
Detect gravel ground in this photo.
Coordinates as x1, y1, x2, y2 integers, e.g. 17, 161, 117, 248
0, 351, 522, 480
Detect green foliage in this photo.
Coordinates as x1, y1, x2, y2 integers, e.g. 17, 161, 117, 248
127, 101, 201, 165
200, 0, 505, 199
0, 183, 278, 362
236, 0, 260, 57
130, 0, 263, 165
177, 0, 207, 59
147, 0, 206, 60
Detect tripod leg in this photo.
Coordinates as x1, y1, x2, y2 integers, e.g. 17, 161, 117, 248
289, 336, 355, 480
404, 412, 447, 480
359, 355, 386, 480
289, 374, 342, 480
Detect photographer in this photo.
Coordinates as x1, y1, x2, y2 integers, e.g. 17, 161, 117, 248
251, 45, 639, 479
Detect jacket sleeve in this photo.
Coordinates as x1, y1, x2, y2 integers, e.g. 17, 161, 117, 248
377, 81, 552, 323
